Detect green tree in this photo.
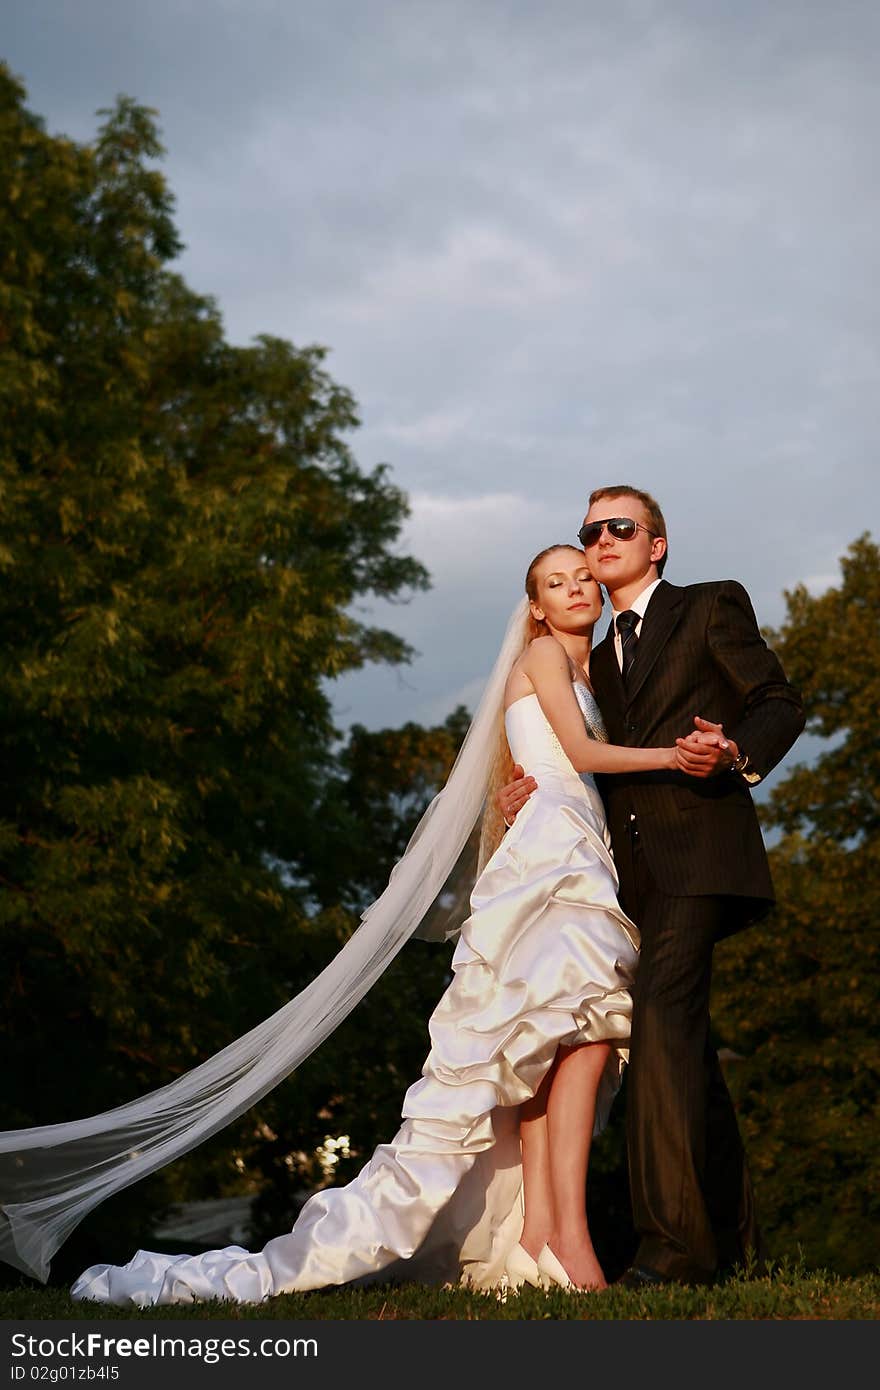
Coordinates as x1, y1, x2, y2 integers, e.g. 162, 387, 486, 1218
0, 65, 431, 1274
305, 706, 472, 911
713, 534, 880, 1273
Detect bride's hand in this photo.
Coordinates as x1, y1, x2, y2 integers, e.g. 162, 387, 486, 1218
497, 764, 538, 825
675, 716, 738, 777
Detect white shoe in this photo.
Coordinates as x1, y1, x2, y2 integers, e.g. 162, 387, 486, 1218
537, 1243, 574, 1289
504, 1242, 544, 1291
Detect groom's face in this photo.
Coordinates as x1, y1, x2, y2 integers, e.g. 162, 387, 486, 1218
581, 494, 660, 596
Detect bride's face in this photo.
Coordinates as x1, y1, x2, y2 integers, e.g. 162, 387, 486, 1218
530, 549, 603, 633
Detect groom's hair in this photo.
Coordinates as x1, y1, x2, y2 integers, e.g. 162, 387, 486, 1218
588, 485, 668, 577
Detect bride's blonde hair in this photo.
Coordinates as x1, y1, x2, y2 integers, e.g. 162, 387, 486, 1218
477, 544, 589, 871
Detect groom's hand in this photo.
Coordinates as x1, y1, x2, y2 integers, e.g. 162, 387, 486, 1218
675, 716, 739, 778
497, 764, 538, 825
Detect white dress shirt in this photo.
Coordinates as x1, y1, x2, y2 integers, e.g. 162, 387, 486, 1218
611, 577, 662, 672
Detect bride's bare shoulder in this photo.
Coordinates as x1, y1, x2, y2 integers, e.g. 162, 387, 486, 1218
523, 635, 567, 667
506, 637, 569, 705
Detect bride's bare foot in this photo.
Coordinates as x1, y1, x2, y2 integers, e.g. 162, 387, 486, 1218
551, 1240, 608, 1291
518, 1235, 545, 1262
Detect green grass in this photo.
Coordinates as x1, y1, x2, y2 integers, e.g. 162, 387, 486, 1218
1, 1261, 878, 1320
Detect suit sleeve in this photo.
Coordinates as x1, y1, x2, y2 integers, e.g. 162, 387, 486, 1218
706, 581, 806, 781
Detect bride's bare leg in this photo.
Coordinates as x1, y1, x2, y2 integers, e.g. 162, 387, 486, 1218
518, 1056, 558, 1259
546, 1041, 611, 1290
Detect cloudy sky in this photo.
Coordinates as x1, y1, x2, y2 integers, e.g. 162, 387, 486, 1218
6, 1, 879, 784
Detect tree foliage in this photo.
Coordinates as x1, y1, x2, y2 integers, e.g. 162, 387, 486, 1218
713, 534, 879, 1273
305, 706, 472, 912
0, 65, 442, 1273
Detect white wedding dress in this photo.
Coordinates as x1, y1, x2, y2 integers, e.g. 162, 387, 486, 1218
70, 684, 638, 1307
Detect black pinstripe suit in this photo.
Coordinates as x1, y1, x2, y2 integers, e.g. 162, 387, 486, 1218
590, 578, 805, 1282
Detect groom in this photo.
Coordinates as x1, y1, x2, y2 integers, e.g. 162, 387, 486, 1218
499, 485, 805, 1287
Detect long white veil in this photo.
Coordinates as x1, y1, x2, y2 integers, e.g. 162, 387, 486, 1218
0, 598, 529, 1283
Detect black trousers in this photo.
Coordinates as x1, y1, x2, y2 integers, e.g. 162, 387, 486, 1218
617, 824, 763, 1283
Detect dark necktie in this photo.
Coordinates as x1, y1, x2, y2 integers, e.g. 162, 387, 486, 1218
616, 610, 639, 684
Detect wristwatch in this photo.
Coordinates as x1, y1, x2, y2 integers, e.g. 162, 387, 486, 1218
731, 749, 762, 785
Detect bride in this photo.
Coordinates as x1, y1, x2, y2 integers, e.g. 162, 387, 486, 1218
1, 545, 685, 1306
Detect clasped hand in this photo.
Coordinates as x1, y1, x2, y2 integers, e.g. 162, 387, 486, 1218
674, 716, 738, 777
498, 717, 739, 824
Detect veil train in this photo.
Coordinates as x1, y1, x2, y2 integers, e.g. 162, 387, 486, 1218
0, 600, 529, 1283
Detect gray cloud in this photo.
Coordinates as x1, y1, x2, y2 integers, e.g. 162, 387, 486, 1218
6, 0, 878, 781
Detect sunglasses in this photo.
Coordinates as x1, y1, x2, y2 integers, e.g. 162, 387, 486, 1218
577, 517, 659, 548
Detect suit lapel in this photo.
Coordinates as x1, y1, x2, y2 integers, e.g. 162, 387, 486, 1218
589, 619, 624, 718
624, 579, 685, 706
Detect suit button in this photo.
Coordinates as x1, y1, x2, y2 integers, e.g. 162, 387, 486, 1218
626, 722, 638, 733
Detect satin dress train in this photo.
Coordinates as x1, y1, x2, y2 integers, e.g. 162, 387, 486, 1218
71, 684, 638, 1306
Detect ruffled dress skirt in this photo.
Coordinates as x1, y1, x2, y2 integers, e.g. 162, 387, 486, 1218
71, 751, 638, 1306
